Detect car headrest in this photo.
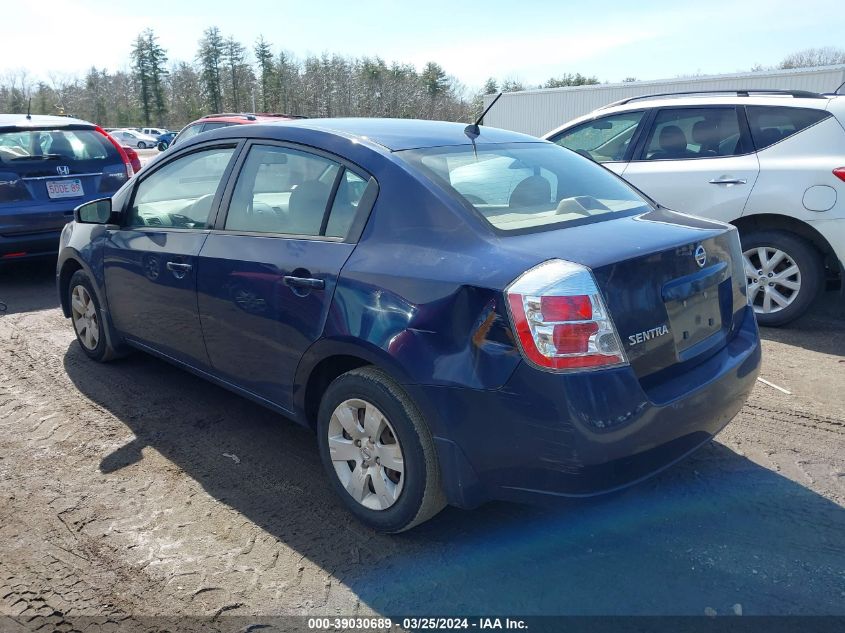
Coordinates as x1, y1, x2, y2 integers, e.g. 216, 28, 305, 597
49, 133, 74, 157
659, 125, 688, 153
692, 120, 718, 145
287, 180, 331, 235
509, 175, 551, 208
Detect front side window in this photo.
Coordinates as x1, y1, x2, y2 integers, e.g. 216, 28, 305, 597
550, 111, 644, 163
127, 146, 235, 229
225, 145, 347, 236
746, 106, 830, 150
642, 107, 745, 160
399, 142, 652, 232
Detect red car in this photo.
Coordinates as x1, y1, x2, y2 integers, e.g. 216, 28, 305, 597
168, 113, 303, 149
120, 145, 143, 174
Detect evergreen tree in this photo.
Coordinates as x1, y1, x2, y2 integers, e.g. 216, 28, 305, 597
254, 36, 274, 112
131, 33, 152, 124
198, 26, 225, 113
144, 29, 169, 125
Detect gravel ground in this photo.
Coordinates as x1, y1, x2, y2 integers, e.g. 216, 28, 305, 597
0, 260, 843, 626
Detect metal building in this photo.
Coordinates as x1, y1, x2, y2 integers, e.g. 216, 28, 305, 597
482, 65, 845, 137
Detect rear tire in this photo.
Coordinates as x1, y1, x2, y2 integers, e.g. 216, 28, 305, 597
741, 230, 822, 327
317, 367, 446, 533
68, 270, 121, 362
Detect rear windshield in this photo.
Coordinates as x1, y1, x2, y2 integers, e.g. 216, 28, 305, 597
0, 128, 118, 165
398, 142, 652, 232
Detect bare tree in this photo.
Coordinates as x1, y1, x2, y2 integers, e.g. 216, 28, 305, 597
779, 47, 845, 69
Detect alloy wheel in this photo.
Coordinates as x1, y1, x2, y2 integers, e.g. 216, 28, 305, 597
70, 285, 100, 350
327, 398, 405, 510
743, 246, 801, 315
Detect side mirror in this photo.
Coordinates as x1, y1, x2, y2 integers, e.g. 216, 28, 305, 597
157, 141, 169, 151
75, 198, 112, 224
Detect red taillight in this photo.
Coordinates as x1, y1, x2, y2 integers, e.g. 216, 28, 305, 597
95, 126, 134, 178
2, 252, 27, 259
506, 260, 627, 372
540, 295, 592, 321
553, 322, 599, 354
834, 167, 845, 183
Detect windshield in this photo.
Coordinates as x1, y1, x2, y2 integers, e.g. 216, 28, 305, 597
398, 142, 652, 232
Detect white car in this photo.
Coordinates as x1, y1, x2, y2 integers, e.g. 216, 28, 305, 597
546, 90, 845, 326
110, 129, 159, 149
139, 127, 168, 137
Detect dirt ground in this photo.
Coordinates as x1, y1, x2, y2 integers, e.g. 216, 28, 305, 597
0, 260, 843, 626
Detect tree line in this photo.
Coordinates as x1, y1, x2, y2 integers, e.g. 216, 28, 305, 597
0, 27, 478, 129
0, 36, 842, 130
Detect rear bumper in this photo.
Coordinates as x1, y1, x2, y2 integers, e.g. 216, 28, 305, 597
413, 306, 761, 509
0, 228, 64, 260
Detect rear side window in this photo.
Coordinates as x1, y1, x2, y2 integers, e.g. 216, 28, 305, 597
746, 106, 830, 150
550, 111, 645, 163
399, 142, 652, 232
641, 107, 746, 160
225, 145, 347, 237
0, 129, 118, 165
128, 146, 235, 229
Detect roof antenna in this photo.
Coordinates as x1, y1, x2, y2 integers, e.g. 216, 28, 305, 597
464, 92, 503, 158
26, 97, 32, 120
835, 78, 845, 95
464, 92, 503, 140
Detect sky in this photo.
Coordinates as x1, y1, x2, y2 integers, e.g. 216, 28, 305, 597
3, 0, 844, 90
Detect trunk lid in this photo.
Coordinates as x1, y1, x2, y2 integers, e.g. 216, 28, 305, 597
500, 208, 748, 381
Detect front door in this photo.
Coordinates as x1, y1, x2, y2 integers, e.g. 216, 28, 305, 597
104, 144, 237, 367
197, 143, 372, 409
620, 106, 760, 223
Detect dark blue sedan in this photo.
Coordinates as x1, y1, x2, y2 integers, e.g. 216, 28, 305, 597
57, 118, 761, 532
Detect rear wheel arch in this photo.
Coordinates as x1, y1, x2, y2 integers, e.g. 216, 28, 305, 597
302, 354, 373, 430
732, 213, 839, 280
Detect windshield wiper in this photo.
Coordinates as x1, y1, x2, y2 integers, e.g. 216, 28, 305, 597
9, 154, 63, 161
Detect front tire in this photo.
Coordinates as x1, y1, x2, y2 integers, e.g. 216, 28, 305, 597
317, 367, 446, 533
68, 270, 121, 362
137, 141, 146, 149
741, 230, 822, 327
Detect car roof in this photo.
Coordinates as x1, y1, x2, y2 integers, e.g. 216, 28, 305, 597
234, 117, 542, 151
0, 113, 95, 130
545, 94, 842, 138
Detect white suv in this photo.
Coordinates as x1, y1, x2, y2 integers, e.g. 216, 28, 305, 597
546, 90, 845, 326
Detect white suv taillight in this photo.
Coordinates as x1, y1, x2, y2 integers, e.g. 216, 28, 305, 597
505, 259, 628, 371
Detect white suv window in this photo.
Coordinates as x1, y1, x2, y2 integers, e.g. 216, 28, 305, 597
642, 107, 747, 160
550, 111, 644, 163
746, 106, 831, 150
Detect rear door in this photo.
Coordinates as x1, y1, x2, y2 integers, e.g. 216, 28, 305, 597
197, 141, 376, 409
0, 126, 126, 237
104, 142, 239, 368
620, 106, 759, 222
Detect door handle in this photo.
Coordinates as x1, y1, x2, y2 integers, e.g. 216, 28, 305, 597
708, 178, 747, 185
283, 275, 325, 290
166, 261, 193, 278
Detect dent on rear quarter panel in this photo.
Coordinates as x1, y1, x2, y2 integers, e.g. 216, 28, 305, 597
322, 162, 524, 392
